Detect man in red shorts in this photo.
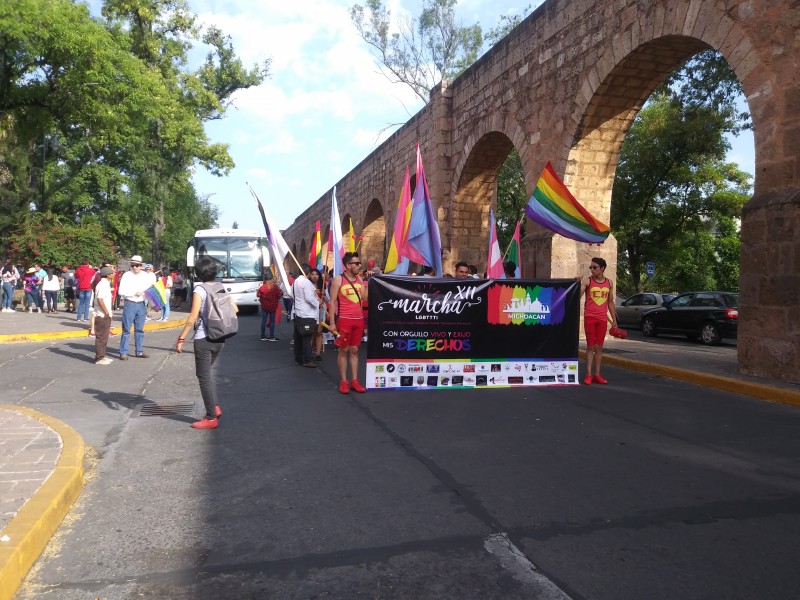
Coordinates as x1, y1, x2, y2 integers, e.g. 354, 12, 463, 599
580, 257, 618, 385
329, 252, 368, 394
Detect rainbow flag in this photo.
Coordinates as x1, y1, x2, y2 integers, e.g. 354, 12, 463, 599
143, 279, 167, 310
526, 162, 610, 244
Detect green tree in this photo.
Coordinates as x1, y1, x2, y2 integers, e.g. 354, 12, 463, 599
0, 0, 268, 268
7, 212, 116, 266
611, 50, 751, 294
100, 0, 269, 267
351, 0, 482, 103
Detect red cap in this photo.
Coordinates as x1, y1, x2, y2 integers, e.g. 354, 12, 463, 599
367, 259, 376, 269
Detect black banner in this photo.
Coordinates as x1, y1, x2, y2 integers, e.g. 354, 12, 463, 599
366, 276, 581, 389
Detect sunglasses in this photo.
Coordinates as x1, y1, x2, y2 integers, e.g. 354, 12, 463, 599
589, 265, 600, 270
349, 261, 361, 266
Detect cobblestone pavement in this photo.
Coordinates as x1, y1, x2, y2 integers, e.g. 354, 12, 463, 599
0, 409, 62, 531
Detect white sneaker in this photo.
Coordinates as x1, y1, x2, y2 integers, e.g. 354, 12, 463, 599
96, 357, 113, 365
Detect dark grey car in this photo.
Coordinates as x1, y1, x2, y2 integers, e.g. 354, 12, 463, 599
640, 291, 739, 345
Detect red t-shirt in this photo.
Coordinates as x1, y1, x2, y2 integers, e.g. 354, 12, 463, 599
585, 278, 611, 321
74, 264, 96, 291
337, 275, 364, 320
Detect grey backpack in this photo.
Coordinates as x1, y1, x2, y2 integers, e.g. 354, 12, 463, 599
199, 283, 238, 341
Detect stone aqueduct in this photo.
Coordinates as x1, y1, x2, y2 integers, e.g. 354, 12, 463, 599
281, 0, 799, 384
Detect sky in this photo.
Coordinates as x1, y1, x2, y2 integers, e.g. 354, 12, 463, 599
90, 0, 755, 233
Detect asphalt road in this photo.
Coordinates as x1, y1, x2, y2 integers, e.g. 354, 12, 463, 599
8, 314, 800, 599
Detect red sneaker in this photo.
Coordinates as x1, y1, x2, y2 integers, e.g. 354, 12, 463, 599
350, 379, 367, 393
215, 406, 222, 418
593, 374, 608, 384
191, 417, 218, 429
338, 380, 350, 394
583, 375, 593, 385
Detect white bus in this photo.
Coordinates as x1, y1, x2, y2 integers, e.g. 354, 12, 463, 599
186, 229, 270, 310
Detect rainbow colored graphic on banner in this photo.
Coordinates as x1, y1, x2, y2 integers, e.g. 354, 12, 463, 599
487, 283, 568, 326
526, 162, 610, 244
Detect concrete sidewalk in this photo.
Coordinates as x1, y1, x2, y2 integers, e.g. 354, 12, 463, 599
0, 308, 185, 600
0, 311, 798, 600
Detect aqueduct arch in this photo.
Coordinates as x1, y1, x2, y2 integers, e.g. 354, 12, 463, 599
450, 131, 517, 270
361, 199, 386, 267
283, 0, 799, 383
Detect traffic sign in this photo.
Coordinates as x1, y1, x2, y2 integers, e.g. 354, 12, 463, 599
646, 262, 655, 277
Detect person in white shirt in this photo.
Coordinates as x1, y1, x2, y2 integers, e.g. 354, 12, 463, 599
117, 255, 152, 360
41, 268, 61, 312
291, 264, 320, 367
94, 267, 115, 364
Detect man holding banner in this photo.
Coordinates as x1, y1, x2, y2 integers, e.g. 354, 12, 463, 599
329, 252, 368, 394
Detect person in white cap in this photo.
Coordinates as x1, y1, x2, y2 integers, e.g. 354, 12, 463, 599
117, 255, 151, 360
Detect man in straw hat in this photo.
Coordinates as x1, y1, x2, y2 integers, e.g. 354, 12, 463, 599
117, 255, 151, 360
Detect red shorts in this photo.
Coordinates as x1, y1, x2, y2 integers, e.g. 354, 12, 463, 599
335, 317, 364, 348
584, 317, 608, 347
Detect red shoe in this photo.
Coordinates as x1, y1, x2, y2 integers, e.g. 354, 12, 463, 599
215, 406, 222, 418
191, 417, 218, 429
350, 379, 366, 393
338, 380, 350, 394
593, 374, 608, 384
583, 375, 593, 385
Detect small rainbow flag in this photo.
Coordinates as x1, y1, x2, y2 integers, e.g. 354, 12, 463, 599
526, 162, 610, 244
143, 279, 167, 310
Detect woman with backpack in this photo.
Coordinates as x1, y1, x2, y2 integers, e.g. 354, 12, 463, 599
175, 255, 238, 430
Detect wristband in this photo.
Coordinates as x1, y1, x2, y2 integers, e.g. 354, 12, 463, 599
177, 338, 185, 342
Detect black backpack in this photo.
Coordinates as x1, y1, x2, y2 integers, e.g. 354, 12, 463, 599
199, 283, 238, 342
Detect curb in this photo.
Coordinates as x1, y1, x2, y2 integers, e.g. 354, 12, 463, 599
579, 350, 800, 408
0, 407, 86, 600
0, 319, 184, 344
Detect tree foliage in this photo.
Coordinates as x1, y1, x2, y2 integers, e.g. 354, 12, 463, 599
0, 0, 268, 268
611, 50, 751, 295
7, 212, 116, 267
351, 0, 482, 103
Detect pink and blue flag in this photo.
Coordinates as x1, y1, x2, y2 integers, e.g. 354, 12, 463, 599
401, 144, 443, 276
384, 166, 412, 275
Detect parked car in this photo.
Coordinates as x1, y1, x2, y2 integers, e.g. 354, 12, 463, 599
616, 292, 676, 328
640, 291, 739, 345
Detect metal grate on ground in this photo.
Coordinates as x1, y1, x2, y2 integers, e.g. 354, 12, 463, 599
132, 403, 196, 417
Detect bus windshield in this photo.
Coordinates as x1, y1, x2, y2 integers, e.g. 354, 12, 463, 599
196, 237, 262, 280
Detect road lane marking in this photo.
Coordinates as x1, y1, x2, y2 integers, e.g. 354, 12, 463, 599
484, 533, 573, 599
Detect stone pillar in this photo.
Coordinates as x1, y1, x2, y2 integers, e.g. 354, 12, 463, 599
739, 189, 800, 383
429, 81, 455, 272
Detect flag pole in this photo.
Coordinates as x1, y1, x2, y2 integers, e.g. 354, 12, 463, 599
246, 183, 305, 275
